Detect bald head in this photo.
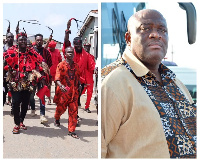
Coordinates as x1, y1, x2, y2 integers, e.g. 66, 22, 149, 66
127, 9, 167, 33
65, 46, 74, 52
125, 9, 168, 68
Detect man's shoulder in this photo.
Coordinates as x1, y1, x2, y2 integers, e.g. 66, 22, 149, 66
88, 53, 95, 59
101, 58, 126, 81
101, 64, 131, 86
26, 48, 41, 59
55, 49, 60, 52
55, 49, 61, 55
3, 46, 17, 56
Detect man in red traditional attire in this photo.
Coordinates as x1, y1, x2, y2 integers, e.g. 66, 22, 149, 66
3, 32, 44, 134
81, 43, 96, 113
31, 33, 52, 123
54, 46, 81, 139
62, 20, 95, 113
48, 40, 62, 81
48, 41, 62, 101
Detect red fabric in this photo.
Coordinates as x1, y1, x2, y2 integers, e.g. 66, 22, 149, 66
20, 73, 25, 78
53, 61, 80, 104
39, 66, 43, 71
34, 47, 52, 68
36, 85, 50, 105
81, 69, 94, 109
81, 53, 95, 109
48, 49, 62, 81
48, 41, 57, 48
8, 91, 12, 97
85, 83, 93, 108
53, 61, 80, 132
87, 54, 96, 74
62, 41, 95, 84
3, 46, 43, 72
65, 86, 70, 91
73, 49, 95, 84
82, 82, 94, 109
16, 32, 27, 40
55, 101, 77, 132
4, 65, 9, 71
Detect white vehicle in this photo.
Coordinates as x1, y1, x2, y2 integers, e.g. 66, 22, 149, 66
167, 65, 197, 103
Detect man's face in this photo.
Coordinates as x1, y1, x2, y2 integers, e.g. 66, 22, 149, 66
65, 47, 74, 60
18, 36, 27, 49
6, 33, 14, 44
127, 10, 168, 66
49, 47, 55, 52
74, 42, 82, 53
35, 36, 43, 48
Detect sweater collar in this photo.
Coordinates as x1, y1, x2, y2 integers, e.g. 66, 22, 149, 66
122, 47, 149, 77
122, 47, 176, 80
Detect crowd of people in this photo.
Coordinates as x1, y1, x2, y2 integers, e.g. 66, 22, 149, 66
3, 19, 97, 139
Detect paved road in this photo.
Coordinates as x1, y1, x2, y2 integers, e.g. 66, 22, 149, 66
3, 83, 98, 158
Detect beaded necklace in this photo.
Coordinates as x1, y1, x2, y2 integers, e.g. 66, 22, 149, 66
67, 61, 75, 80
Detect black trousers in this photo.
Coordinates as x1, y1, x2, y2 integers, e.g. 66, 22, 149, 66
29, 91, 35, 110
78, 84, 85, 106
11, 90, 31, 125
3, 91, 7, 106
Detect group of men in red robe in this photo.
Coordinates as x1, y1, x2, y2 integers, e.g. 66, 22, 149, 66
3, 19, 96, 137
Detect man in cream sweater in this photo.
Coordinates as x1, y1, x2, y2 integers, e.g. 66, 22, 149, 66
101, 9, 196, 158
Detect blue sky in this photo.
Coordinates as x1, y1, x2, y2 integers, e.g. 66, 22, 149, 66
3, 3, 98, 43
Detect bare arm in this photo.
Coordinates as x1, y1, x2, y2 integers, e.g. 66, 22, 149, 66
44, 35, 53, 49
64, 20, 71, 47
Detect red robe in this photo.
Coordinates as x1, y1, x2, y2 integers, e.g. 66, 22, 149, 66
53, 61, 80, 132
82, 54, 96, 109
48, 49, 62, 81
62, 42, 95, 84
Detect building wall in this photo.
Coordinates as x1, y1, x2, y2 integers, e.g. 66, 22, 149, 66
80, 16, 98, 59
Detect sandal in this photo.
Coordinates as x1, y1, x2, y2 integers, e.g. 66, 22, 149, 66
12, 126, 20, 134
47, 100, 51, 105
54, 120, 60, 127
77, 115, 82, 121
68, 132, 79, 139
20, 123, 27, 130
7, 101, 12, 106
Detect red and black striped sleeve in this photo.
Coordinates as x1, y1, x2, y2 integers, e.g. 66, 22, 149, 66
43, 48, 52, 68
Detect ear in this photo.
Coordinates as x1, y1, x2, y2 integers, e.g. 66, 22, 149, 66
125, 32, 131, 46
